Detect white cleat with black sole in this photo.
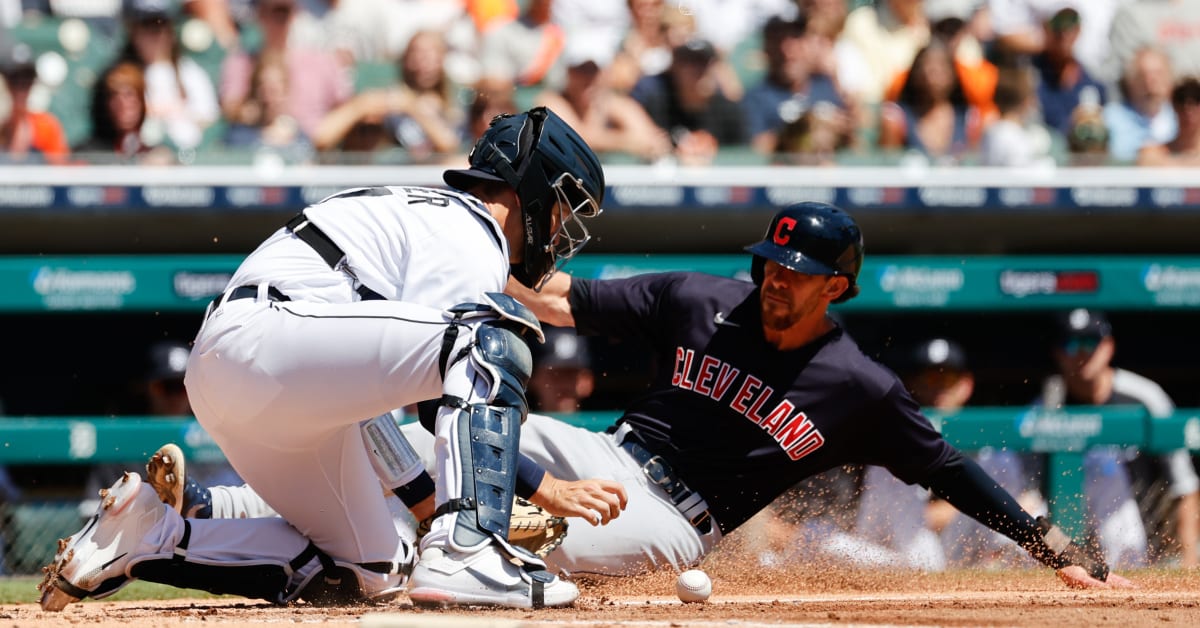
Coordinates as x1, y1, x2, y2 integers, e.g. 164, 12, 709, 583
407, 544, 579, 608
37, 472, 167, 611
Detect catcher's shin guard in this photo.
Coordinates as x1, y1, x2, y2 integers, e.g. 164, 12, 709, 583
438, 302, 537, 551
445, 389, 524, 550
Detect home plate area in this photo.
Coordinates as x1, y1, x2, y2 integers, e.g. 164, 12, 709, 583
10, 564, 1200, 628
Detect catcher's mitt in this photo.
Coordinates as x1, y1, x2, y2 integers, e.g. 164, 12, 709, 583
416, 497, 568, 558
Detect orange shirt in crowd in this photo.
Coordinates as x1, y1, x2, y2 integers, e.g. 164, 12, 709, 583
467, 0, 519, 33
4, 110, 70, 165
885, 59, 999, 124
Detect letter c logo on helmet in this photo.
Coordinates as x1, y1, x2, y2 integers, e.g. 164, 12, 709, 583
772, 216, 797, 246
745, 202, 864, 304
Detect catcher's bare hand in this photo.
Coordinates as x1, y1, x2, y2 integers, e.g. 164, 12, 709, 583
1056, 565, 1136, 589
532, 475, 628, 525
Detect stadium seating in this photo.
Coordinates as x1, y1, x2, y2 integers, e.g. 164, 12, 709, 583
9, 15, 120, 146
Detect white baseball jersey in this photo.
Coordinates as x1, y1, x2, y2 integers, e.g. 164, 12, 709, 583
114, 185, 520, 599
229, 186, 509, 306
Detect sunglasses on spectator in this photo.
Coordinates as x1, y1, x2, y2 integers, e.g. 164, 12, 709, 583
1060, 337, 1102, 354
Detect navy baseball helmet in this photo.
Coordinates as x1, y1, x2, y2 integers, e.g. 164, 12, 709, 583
445, 107, 605, 290
745, 202, 863, 303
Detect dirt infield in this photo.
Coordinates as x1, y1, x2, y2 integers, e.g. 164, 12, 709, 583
6, 565, 1200, 627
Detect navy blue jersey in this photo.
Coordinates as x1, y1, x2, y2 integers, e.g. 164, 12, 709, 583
571, 272, 954, 533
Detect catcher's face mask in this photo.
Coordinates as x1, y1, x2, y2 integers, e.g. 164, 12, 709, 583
538, 172, 602, 290
442, 107, 605, 290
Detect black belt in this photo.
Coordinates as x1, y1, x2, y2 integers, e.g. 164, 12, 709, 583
285, 213, 384, 301
206, 284, 289, 319
617, 429, 713, 534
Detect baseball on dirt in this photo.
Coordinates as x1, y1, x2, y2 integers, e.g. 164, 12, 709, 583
675, 569, 712, 603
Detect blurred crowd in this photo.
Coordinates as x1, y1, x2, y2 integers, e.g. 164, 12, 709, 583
2, 0, 1199, 168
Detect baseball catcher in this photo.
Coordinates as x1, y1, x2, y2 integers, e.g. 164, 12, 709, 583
37, 107, 621, 612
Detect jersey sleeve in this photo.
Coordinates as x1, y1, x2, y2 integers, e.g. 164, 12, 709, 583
859, 382, 955, 484
569, 273, 684, 342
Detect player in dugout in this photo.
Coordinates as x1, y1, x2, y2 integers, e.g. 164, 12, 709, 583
138, 202, 1132, 589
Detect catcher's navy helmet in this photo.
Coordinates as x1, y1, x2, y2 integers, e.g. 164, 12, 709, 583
444, 107, 605, 290
745, 202, 863, 303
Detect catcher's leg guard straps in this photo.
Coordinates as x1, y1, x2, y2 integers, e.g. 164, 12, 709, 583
298, 542, 414, 606
440, 293, 542, 383
446, 398, 524, 550
436, 302, 535, 551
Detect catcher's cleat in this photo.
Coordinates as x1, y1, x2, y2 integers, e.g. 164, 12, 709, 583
37, 472, 166, 611
407, 544, 579, 609
415, 497, 569, 558
146, 443, 212, 518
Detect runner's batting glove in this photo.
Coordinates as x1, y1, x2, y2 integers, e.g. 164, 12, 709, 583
1034, 516, 1110, 581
